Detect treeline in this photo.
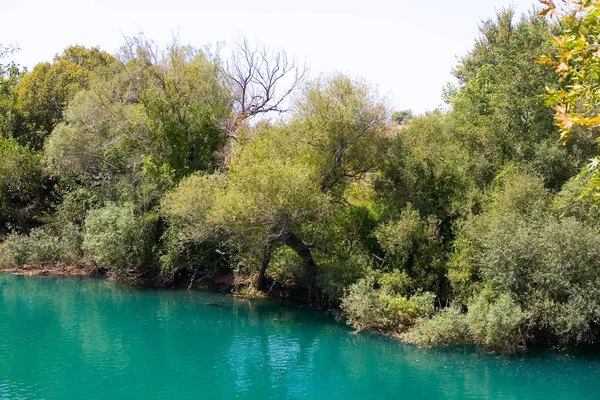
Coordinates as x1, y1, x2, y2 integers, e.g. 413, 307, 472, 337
2, 8, 600, 352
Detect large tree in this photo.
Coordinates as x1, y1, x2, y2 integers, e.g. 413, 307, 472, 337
10, 46, 116, 149
447, 9, 593, 189
44, 40, 231, 212
162, 75, 389, 300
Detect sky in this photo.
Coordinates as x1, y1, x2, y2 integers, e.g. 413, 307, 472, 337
2, 0, 540, 113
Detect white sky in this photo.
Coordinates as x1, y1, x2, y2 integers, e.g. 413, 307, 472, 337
2, 0, 539, 113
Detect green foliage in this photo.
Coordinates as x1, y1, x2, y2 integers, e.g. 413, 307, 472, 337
42, 40, 231, 223
341, 274, 435, 332
450, 170, 600, 347
402, 307, 471, 348
391, 110, 413, 125
163, 122, 328, 287
83, 203, 153, 280
0, 136, 46, 233
293, 74, 389, 193
0, 223, 83, 267
377, 112, 475, 248
316, 252, 371, 303
447, 9, 590, 190
0, 136, 41, 207
163, 75, 388, 296
11, 46, 116, 148
466, 291, 527, 352
552, 176, 600, 222
0, 46, 23, 138
375, 206, 446, 296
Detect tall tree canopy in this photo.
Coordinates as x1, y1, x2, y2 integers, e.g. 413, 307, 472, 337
10, 46, 116, 149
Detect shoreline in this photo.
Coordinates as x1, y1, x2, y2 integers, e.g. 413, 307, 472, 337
0, 265, 295, 300
0, 264, 101, 277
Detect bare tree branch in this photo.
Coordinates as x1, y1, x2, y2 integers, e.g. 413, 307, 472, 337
223, 38, 308, 140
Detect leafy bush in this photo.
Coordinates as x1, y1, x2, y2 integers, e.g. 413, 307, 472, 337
83, 203, 152, 280
552, 176, 600, 223
0, 223, 83, 267
402, 307, 471, 348
450, 171, 600, 348
316, 252, 371, 304
0, 233, 29, 266
375, 206, 446, 296
341, 274, 435, 333
466, 292, 527, 352
448, 170, 550, 302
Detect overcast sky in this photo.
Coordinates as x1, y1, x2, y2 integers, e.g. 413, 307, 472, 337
2, 0, 540, 113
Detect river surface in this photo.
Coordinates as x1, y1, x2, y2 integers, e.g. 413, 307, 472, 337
0, 274, 599, 399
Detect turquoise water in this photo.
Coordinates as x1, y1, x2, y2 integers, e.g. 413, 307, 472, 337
0, 274, 599, 399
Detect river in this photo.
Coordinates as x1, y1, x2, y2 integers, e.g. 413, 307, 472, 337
0, 273, 598, 399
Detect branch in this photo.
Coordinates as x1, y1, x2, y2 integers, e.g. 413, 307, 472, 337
223, 38, 309, 138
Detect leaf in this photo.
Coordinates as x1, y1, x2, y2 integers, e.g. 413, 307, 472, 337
537, 0, 558, 17
552, 36, 568, 47
591, 158, 599, 170
556, 62, 569, 72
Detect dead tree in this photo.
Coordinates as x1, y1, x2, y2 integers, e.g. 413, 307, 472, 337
222, 38, 308, 143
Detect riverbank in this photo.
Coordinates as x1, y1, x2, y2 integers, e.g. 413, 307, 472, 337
0, 264, 300, 302
0, 264, 97, 277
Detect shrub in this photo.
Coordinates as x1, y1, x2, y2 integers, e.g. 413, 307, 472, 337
83, 203, 150, 279
341, 274, 436, 333
0, 223, 83, 267
375, 206, 446, 296
316, 251, 371, 303
0, 233, 30, 266
466, 292, 527, 352
447, 169, 600, 348
402, 307, 471, 348
552, 176, 600, 223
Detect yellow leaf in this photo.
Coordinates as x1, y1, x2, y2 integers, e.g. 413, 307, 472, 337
537, 8, 552, 16
553, 36, 568, 47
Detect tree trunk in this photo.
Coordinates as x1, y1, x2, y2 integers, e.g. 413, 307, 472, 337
284, 232, 317, 301
257, 243, 274, 292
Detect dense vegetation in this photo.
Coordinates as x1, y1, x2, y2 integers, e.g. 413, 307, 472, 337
2, 3, 600, 352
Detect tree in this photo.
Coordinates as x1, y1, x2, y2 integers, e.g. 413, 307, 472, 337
11, 46, 116, 148
162, 75, 389, 300
446, 9, 592, 189
118, 36, 231, 179
217, 39, 308, 169
392, 109, 413, 125
162, 124, 327, 295
44, 39, 231, 214
376, 111, 473, 243
0, 136, 44, 234
223, 38, 308, 139
0, 45, 23, 138
293, 75, 389, 193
